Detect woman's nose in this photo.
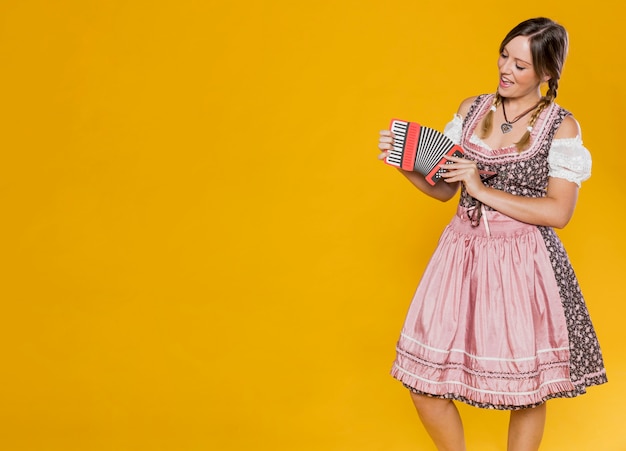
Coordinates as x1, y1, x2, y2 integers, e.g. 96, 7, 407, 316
500, 59, 513, 74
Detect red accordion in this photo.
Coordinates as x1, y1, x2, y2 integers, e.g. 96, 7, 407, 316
385, 119, 464, 185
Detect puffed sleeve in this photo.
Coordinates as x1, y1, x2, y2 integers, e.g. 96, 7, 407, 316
443, 114, 463, 145
547, 136, 592, 186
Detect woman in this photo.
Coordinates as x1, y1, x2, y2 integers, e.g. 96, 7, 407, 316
378, 18, 607, 451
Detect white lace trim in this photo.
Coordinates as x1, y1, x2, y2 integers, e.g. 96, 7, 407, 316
443, 114, 463, 144
548, 136, 592, 187
444, 114, 592, 186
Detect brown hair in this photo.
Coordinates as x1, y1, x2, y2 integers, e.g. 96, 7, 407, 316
480, 18, 569, 150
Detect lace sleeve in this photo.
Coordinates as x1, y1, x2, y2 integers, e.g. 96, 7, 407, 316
443, 114, 463, 145
547, 136, 592, 186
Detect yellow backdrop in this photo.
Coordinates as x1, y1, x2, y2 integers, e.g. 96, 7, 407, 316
0, 1, 623, 450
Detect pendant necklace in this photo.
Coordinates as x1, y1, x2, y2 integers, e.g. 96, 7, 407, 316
500, 100, 540, 134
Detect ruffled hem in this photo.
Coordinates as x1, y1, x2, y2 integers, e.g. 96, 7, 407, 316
391, 363, 596, 410
395, 371, 607, 410
402, 384, 564, 411
392, 351, 607, 410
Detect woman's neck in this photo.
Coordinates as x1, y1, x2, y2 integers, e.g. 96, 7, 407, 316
501, 94, 543, 115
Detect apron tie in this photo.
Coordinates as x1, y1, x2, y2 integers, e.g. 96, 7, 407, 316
467, 203, 491, 237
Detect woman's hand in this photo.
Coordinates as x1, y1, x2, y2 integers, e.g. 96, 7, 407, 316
439, 155, 487, 199
376, 129, 461, 202
377, 130, 394, 161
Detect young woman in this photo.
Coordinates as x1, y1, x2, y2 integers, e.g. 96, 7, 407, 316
377, 18, 607, 451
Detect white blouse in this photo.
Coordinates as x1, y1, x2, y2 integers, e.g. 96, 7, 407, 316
443, 115, 592, 187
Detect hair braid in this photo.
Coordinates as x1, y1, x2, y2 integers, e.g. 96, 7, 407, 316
545, 78, 559, 101
514, 96, 552, 151
480, 93, 502, 139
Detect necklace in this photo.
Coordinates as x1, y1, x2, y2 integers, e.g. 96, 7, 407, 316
500, 100, 540, 134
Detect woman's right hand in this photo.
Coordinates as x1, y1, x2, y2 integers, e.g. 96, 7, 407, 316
377, 130, 394, 161
378, 128, 461, 201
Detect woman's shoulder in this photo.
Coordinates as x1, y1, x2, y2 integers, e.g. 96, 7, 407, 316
554, 113, 582, 140
456, 94, 492, 118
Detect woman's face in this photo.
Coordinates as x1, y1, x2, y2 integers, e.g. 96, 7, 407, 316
497, 35, 543, 100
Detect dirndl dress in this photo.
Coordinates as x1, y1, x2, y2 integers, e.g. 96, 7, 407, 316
390, 94, 607, 410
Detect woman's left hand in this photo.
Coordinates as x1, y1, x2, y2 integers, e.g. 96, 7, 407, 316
439, 155, 487, 199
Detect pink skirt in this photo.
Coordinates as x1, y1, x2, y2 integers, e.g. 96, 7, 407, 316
391, 206, 575, 408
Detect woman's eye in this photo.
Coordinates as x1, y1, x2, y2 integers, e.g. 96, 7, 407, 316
516, 65, 525, 70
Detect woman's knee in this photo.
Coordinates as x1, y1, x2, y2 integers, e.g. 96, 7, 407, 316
410, 392, 455, 416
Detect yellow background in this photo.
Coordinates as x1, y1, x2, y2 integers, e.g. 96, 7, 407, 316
0, 1, 623, 450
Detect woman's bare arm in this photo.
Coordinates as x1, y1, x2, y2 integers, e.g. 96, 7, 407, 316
378, 97, 477, 202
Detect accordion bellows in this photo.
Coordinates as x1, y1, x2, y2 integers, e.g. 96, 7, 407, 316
385, 119, 464, 185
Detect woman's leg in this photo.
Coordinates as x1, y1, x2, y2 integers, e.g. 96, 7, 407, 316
410, 392, 466, 451
507, 403, 547, 451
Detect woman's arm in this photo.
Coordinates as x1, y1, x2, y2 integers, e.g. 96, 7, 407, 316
395, 166, 460, 202
440, 115, 582, 228
378, 97, 477, 202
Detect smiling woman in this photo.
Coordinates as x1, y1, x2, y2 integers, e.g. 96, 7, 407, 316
378, 17, 606, 451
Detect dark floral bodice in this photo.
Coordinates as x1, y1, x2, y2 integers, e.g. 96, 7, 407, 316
458, 94, 570, 210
